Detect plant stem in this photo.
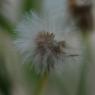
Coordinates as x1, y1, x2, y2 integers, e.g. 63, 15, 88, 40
77, 32, 92, 95
34, 72, 48, 95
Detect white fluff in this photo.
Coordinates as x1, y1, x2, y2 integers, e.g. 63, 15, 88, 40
14, 0, 82, 74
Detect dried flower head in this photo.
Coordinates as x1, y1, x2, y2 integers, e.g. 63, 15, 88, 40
68, 0, 93, 31
33, 31, 66, 74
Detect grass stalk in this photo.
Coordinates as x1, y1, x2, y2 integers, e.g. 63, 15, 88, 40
77, 32, 92, 95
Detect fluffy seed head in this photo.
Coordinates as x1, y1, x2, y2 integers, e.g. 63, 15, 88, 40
14, 11, 67, 74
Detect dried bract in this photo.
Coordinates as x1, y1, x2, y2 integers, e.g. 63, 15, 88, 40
33, 32, 66, 74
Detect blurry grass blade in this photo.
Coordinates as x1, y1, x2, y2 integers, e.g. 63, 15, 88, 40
0, 14, 15, 35
21, 0, 43, 14
77, 33, 92, 95
0, 55, 12, 95
22, 0, 34, 12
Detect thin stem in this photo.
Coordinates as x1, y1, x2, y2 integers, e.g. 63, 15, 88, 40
34, 72, 48, 95
77, 33, 92, 95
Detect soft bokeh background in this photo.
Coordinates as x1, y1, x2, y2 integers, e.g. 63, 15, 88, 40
0, 0, 95, 95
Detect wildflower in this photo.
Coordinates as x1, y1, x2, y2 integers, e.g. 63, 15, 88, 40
15, 10, 81, 75
15, 11, 67, 74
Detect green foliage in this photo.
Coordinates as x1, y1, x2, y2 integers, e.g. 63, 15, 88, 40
0, 14, 15, 36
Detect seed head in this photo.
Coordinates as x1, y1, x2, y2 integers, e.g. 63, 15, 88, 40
33, 31, 65, 74
14, 11, 67, 75
68, 0, 93, 31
